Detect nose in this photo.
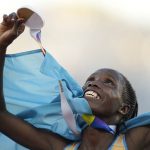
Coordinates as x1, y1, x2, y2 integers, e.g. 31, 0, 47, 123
88, 81, 99, 88
83, 81, 102, 92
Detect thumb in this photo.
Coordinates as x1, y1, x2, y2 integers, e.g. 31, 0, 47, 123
12, 18, 25, 37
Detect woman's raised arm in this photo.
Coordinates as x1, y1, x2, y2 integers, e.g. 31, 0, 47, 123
0, 13, 68, 150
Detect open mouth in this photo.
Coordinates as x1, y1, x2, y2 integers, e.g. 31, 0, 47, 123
84, 90, 100, 100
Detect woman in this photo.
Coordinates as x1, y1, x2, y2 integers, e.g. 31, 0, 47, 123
0, 13, 150, 150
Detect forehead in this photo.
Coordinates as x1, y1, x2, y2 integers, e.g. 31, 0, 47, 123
88, 69, 124, 82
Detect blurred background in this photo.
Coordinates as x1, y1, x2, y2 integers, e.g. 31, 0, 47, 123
1, 0, 150, 114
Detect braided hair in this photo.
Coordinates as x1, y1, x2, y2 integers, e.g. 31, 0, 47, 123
121, 74, 138, 122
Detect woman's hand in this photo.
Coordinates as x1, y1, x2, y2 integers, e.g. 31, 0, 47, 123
0, 12, 25, 49
0, 12, 25, 110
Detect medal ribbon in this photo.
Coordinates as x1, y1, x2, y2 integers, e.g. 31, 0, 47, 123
82, 114, 116, 134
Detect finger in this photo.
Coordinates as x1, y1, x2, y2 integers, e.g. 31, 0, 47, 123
3, 14, 8, 23
5, 12, 17, 24
17, 24, 25, 36
12, 18, 25, 36
16, 18, 25, 27
8, 12, 17, 20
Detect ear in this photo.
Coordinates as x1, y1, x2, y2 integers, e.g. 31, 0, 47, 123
118, 103, 130, 115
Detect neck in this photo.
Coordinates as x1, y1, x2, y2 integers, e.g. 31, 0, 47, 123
80, 127, 115, 150
82, 114, 117, 134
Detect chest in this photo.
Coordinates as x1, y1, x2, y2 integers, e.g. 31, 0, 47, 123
80, 134, 127, 150
78, 132, 115, 150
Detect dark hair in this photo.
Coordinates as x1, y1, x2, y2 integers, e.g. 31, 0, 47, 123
121, 75, 138, 122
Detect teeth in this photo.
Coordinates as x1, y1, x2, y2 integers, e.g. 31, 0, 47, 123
85, 90, 100, 100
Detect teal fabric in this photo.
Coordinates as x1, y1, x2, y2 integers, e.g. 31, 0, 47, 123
119, 112, 150, 133
123, 135, 128, 150
1, 49, 150, 150
4, 49, 90, 112
1, 49, 92, 149
4, 49, 92, 139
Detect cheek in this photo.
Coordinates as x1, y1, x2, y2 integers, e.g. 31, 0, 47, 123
92, 100, 115, 115
110, 89, 122, 105
104, 99, 116, 112
103, 94, 122, 114
110, 100, 121, 112
110, 89, 122, 99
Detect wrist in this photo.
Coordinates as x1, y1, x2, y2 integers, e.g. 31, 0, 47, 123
0, 44, 8, 50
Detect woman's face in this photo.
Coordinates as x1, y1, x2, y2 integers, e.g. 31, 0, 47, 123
83, 69, 125, 122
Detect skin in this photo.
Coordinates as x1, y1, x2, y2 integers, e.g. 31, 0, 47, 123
83, 69, 127, 124
0, 13, 150, 150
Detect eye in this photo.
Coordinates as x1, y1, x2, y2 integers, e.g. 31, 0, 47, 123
86, 76, 95, 82
83, 80, 91, 89
103, 79, 114, 86
83, 76, 95, 89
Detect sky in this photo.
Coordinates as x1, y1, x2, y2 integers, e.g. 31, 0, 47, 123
1, 0, 150, 28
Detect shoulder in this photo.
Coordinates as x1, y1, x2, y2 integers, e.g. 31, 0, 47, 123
119, 112, 150, 149
125, 124, 150, 149
119, 112, 150, 133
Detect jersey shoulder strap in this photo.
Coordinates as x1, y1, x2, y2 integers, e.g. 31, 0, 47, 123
109, 134, 128, 150
64, 142, 80, 150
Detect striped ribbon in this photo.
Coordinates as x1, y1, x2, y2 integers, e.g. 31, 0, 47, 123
30, 29, 46, 56
58, 80, 80, 136
82, 114, 116, 134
